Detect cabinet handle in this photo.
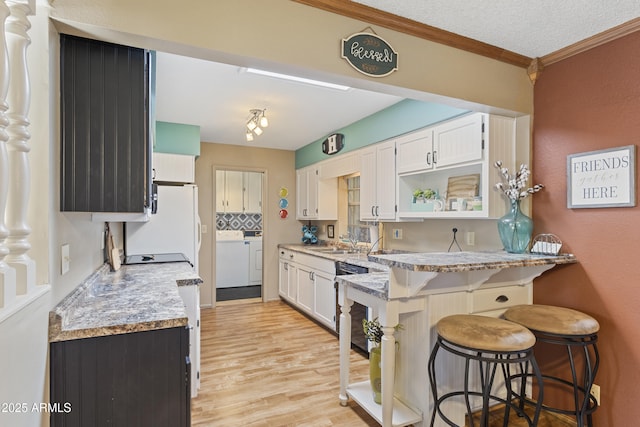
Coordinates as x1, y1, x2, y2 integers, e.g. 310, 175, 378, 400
375, 206, 379, 217
433, 150, 438, 164
426, 152, 432, 166
284, 262, 288, 271
290, 254, 294, 259
495, 295, 509, 303
371, 206, 375, 217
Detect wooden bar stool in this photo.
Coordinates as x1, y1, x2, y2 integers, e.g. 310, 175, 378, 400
428, 314, 544, 427
504, 304, 600, 427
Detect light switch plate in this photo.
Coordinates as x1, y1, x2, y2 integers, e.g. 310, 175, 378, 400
61, 244, 70, 275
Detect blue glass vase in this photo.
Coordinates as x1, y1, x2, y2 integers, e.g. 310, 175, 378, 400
497, 200, 533, 253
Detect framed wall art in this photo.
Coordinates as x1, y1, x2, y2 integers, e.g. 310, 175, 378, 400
567, 145, 636, 208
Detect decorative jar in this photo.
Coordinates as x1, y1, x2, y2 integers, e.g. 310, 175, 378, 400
497, 200, 533, 253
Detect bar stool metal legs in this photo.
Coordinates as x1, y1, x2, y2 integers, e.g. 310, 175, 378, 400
505, 304, 600, 427
428, 314, 544, 427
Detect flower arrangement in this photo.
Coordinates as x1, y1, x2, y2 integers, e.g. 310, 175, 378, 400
494, 161, 544, 201
362, 317, 403, 346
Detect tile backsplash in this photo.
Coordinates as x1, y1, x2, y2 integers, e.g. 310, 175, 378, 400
216, 212, 262, 231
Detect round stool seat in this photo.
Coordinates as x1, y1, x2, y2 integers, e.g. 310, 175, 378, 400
437, 314, 536, 352
504, 304, 600, 336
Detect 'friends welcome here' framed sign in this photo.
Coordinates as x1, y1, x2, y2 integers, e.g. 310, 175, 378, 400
567, 145, 636, 208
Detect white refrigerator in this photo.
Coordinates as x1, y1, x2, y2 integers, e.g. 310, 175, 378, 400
125, 184, 201, 273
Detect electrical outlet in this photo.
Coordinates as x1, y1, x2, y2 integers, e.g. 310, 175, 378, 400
393, 229, 403, 239
591, 384, 600, 406
61, 244, 70, 275
465, 231, 475, 246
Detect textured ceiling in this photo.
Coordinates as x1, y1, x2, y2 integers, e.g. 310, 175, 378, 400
354, 0, 640, 58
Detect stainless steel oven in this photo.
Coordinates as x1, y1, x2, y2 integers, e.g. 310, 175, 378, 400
335, 261, 369, 356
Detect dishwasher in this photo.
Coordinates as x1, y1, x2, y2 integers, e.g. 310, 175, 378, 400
335, 261, 369, 356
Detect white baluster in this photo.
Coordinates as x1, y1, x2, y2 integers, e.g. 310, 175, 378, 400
5, 0, 33, 295
0, 0, 16, 307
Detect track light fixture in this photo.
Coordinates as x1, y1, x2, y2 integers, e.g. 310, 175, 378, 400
246, 109, 268, 141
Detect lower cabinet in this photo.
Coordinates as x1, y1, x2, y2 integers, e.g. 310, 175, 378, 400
50, 327, 190, 427
278, 249, 337, 331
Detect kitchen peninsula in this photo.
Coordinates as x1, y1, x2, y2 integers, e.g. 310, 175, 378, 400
48, 262, 202, 427
336, 251, 577, 427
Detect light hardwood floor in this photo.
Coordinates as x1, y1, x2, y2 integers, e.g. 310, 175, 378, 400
192, 299, 575, 426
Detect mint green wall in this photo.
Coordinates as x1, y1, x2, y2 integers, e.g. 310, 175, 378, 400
155, 121, 201, 156
295, 99, 468, 168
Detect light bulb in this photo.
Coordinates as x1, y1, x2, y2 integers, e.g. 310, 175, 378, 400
254, 126, 263, 136
246, 131, 254, 142
260, 115, 269, 128
247, 120, 257, 131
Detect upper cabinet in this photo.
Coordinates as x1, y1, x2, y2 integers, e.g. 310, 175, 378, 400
296, 165, 337, 220
396, 113, 515, 219
216, 170, 262, 214
153, 152, 195, 183
396, 113, 483, 175
360, 139, 396, 221
60, 34, 152, 214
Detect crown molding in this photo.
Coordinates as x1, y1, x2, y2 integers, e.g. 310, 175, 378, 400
541, 17, 640, 66
294, 0, 640, 72
291, 0, 532, 68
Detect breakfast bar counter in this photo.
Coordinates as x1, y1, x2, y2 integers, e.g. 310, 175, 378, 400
336, 251, 577, 427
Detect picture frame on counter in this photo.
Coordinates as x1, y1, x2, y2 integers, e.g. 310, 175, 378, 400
567, 144, 636, 208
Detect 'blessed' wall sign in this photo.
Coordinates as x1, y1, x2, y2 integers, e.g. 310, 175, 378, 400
341, 32, 398, 77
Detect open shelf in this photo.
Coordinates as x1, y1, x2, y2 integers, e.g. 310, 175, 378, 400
346, 381, 422, 427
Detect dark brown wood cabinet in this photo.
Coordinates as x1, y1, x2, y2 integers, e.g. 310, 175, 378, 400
60, 34, 152, 213
50, 327, 190, 427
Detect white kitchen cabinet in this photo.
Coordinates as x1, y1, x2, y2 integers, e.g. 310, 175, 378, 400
244, 172, 262, 213
278, 248, 336, 330
395, 113, 484, 175
360, 139, 396, 221
396, 113, 516, 219
297, 265, 315, 314
433, 112, 484, 168
217, 170, 263, 213
296, 165, 338, 220
395, 128, 434, 175
153, 152, 195, 183
216, 170, 244, 212
313, 270, 336, 330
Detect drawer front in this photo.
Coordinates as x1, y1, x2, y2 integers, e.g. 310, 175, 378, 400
471, 285, 529, 314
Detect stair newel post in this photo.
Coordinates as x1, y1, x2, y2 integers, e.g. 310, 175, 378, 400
5, 0, 34, 294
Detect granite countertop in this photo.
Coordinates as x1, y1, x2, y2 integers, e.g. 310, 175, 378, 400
49, 262, 202, 343
278, 243, 389, 272
367, 251, 577, 273
336, 272, 390, 300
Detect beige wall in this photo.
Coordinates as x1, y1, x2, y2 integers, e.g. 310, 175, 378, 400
50, 0, 533, 116
196, 143, 300, 307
